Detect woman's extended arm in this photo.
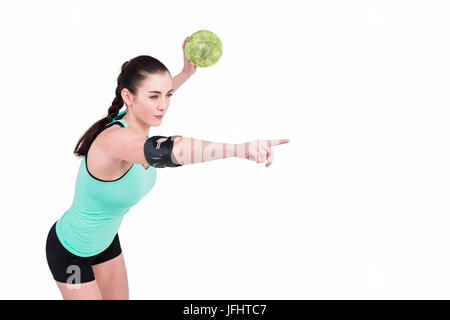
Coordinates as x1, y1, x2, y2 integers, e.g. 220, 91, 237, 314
172, 137, 290, 167
171, 137, 236, 165
98, 122, 288, 168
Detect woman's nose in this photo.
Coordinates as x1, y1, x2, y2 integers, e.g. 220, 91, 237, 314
158, 101, 169, 111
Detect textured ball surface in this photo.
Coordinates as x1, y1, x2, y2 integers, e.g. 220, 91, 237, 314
185, 30, 223, 67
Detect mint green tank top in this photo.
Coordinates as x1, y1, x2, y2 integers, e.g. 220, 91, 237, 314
55, 110, 157, 257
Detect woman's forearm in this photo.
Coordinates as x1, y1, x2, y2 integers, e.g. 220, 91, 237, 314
172, 137, 248, 165
172, 71, 191, 92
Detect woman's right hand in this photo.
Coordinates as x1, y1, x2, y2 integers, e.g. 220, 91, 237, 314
237, 139, 290, 167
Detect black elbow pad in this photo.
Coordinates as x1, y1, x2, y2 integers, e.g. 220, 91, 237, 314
143, 135, 182, 168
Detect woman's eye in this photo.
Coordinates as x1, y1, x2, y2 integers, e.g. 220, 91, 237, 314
150, 94, 173, 99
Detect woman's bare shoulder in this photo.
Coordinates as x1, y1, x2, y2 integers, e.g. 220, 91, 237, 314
92, 124, 148, 167
87, 125, 134, 181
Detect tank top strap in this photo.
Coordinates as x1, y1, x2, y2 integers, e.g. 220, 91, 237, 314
113, 119, 128, 127
105, 110, 150, 138
105, 110, 129, 127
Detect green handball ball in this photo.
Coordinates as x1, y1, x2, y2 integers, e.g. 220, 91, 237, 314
185, 30, 223, 67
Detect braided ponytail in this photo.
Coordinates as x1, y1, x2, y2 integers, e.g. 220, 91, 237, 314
106, 60, 129, 121
73, 55, 170, 157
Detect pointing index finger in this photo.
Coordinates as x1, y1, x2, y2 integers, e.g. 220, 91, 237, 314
269, 139, 290, 147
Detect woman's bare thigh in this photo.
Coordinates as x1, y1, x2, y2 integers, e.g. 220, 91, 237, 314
92, 252, 129, 300
56, 279, 103, 300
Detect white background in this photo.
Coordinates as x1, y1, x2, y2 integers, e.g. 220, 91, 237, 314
0, 0, 449, 299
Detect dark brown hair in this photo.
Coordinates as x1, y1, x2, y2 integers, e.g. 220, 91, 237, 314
73, 55, 171, 157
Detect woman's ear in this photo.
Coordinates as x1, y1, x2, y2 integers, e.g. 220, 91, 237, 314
121, 88, 133, 107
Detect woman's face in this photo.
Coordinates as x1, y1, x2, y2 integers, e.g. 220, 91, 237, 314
125, 72, 174, 126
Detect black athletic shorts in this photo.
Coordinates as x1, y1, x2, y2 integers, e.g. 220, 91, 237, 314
45, 221, 122, 284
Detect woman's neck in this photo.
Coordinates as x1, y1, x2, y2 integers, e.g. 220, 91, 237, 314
121, 109, 150, 137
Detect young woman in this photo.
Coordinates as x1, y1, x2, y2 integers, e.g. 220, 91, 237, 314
45, 37, 290, 300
